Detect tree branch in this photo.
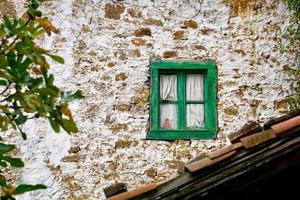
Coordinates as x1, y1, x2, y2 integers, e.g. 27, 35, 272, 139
0, 83, 12, 96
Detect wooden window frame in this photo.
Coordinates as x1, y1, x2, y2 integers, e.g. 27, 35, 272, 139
147, 60, 217, 140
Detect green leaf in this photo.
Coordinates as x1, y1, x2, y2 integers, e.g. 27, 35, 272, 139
0, 160, 8, 167
49, 117, 60, 133
3, 16, 14, 35
0, 80, 8, 86
0, 143, 15, 154
2, 157, 24, 168
0, 55, 8, 68
0, 175, 7, 188
0, 195, 16, 200
61, 119, 78, 134
27, 77, 43, 90
0, 115, 10, 132
20, 129, 27, 140
15, 184, 47, 194
47, 54, 64, 64
61, 90, 84, 102
14, 111, 28, 125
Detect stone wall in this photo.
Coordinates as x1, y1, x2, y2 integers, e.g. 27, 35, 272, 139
1, 0, 295, 199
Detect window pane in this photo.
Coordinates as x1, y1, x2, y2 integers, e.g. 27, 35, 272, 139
186, 74, 204, 101
187, 104, 204, 128
160, 75, 177, 100
160, 104, 177, 129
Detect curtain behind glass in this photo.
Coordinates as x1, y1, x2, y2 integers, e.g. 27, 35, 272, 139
160, 104, 177, 129
186, 74, 204, 101
187, 104, 204, 127
160, 75, 177, 100
186, 74, 204, 128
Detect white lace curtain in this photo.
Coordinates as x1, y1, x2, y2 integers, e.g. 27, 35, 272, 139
159, 74, 204, 129
186, 74, 204, 128
160, 75, 177, 100
160, 75, 177, 129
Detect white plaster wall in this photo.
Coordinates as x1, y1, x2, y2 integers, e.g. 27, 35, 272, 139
2, 0, 296, 199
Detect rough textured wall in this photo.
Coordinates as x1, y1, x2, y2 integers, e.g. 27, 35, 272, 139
1, 0, 295, 199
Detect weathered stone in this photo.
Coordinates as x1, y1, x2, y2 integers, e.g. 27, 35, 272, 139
224, 107, 239, 116
275, 100, 287, 111
77, 40, 86, 50
134, 28, 151, 37
248, 99, 262, 106
131, 38, 146, 46
223, 0, 265, 17
123, 18, 139, 25
128, 8, 142, 18
105, 3, 125, 20
115, 104, 131, 112
115, 50, 127, 60
115, 73, 128, 81
68, 146, 81, 154
111, 123, 128, 133
129, 49, 141, 57
173, 31, 184, 40
107, 62, 115, 68
86, 104, 99, 113
164, 160, 185, 170
104, 114, 113, 125
143, 18, 163, 26
132, 86, 150, 108
68, 194, 91, 200
62, 155, 83, 162
194, 44, 207, 51
200, 27, 216, 35
115, 140, 132, 148
81, 26, 90, 33
68, 182, 81, 191
145, 167, 157, 179
0, 0, 16, 18
163, 51, 177, 58
183, 19, 198, 29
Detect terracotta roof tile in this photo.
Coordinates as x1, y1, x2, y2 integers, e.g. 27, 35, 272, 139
228, 121, 262, 143
240, 129, 276, 149
271, 115, 300, 135
111, 112, 300, 200
207, 142, 243, 159
107, 183, 157, 200
185, 150, 236, 172
264, 110, 300, 129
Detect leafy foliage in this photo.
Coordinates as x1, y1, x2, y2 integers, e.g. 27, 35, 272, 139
0, 0, 83, 198
285, 0, 300, 110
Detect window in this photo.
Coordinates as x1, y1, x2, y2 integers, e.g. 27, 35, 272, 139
147, 60, 217, 140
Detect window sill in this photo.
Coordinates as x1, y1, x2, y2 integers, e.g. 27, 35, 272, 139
147, 129, 216, 140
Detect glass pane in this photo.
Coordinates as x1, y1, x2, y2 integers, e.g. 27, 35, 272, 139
186, 74, 204, 101
160, 104, 177, 129
187, 104, 204, 128
160, 75, 177, 100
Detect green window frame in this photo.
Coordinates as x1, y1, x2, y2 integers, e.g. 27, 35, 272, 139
147, 60, 217, 140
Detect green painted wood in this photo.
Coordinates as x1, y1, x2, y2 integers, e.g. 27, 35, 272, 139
149, 60, 217, 140
182, 73, 187, 129
151, 60, 216, 69
178, 73, 184, 129
147, 130, 213, 140
186, 100, 204, 104
206, 68, 217, 135
150, 67, 159, 130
